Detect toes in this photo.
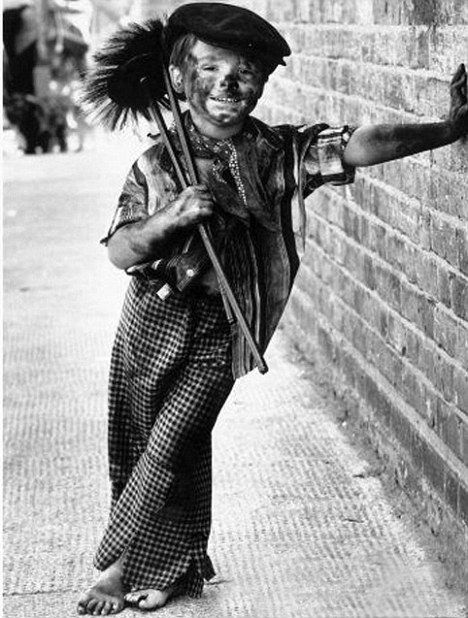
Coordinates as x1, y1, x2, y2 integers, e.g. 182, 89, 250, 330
138, 590, 167, 610
86, 599, 99, 614
93, 600, 105, 615
110, 601, 123, 614
125, 588, 171, 610
101, 601, 112, 615
125, 590, 149, 604
125, 591, 142, 604
77, 595, 91, 615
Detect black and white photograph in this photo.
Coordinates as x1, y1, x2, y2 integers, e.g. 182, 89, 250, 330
3, 1, 468, 616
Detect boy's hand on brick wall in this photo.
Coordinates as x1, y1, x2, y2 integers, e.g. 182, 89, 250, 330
448, 63, 468, 140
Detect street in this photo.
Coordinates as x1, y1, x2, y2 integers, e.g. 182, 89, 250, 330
3, 138, 466, 618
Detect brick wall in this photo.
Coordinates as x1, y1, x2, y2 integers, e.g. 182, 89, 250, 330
139, 0, 468, 562
254, 0, 468, 554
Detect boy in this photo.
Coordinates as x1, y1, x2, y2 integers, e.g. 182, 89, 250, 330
78, 3, 467, 615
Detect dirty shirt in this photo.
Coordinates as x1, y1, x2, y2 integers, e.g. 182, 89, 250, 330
103, 114, 355, 378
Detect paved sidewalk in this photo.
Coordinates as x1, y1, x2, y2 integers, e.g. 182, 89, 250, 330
3, 141, 467, 618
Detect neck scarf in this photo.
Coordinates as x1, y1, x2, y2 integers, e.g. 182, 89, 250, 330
168, 113, 280, 232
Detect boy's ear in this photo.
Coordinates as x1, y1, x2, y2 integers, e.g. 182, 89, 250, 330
168, 64, 184, 94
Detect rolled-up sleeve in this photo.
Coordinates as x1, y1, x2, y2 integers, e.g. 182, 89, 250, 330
316, 125, 356, 185
299, 124, 356, 198
100, 159, 149, 245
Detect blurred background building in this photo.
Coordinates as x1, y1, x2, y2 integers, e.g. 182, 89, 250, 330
2, 0, 138, 153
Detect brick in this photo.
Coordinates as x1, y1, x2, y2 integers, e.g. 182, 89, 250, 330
386, 312, 406, 353
454, 369, 468, 415
414, 255, 438, 297
343, 243, 362, 279
367, 157, 467, 219
418, 342, 436, 386
372, 341, 403, 389
375, 264, 401, 312
355, 364, 367, 400
321, 254, 335, 286
401, 284, 419, 324
419, 296, 435, 339
352, 319, 370, 359
436, 265, 453, 309
352, 285, 366, 315
405, 329, 420, 365
340, 349, 356, 388
450, 275, 467, 320
343, 205, 360, 242
457, 324, 468, 372
368, 221, 387, 258
410, 430, 425, 472
401, 285, 434, 338
318, 285, 331, 317
340, 306, 354, 344
433, 306, 459, 357
433, 351, 454, 403
429, 27, 468, 74
463, 423, 468, 467
418, 209, 432, 251
430, 215, 459, 267
337, 270, 356, 308
421, 442, 445, 498
460, 483, 468, 527
360, 216, 370, 248
386, 234, 408, 274
437, 403, 463, 459
456, 228, 468, 277
364, 375, 392, 427
424, 388, 437, 429
430, 173, 467, 220
360, 290, 380, 330
331, 296, 345, 332
317, 326, 334, 361
391, 410, 413, 452
363, 255, 376, 290
444, 470, 459, 515
408, 26, 430, 69
378, 309, 389, 338
431, 137, 468, 176
401, 365, 425, 417
354, 176, 378, 217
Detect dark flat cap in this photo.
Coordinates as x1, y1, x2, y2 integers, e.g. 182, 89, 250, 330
165, 2, 291, 73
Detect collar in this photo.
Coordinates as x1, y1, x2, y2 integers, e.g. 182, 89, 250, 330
177, 112, 285, 154
242, 116, 284, 151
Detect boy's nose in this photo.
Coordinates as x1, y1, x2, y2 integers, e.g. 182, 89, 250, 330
219, 67, 240, 88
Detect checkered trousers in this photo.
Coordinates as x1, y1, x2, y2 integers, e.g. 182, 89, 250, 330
94, 278, 235, 597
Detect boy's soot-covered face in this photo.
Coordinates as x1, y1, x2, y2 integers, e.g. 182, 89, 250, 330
170, 40, 267, 137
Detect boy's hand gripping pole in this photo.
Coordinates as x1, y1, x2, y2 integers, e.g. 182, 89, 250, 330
140, 77, 268, 375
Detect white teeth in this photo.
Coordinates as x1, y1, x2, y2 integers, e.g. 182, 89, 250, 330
212, 97, 242, 102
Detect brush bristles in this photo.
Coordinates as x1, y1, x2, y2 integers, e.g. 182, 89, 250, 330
81, 19, 169, 130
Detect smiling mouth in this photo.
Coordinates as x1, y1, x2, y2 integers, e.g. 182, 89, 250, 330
210, 96, 244, 103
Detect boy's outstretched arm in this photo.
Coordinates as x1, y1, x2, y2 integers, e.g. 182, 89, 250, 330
343, 63, 468, 167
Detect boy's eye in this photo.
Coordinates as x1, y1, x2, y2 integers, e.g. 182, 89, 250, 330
201, 65, 217, 71
239, 67, 257, 77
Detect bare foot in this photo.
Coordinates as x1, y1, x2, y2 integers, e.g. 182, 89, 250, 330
77, 560, 127, 615
124, 579, 184, 611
